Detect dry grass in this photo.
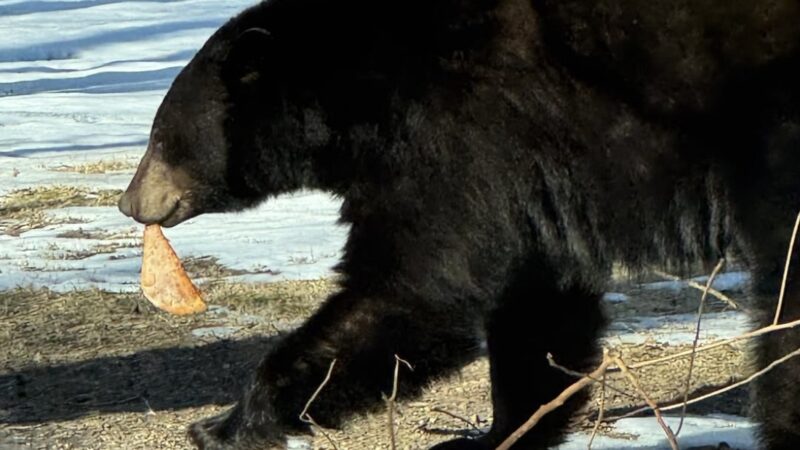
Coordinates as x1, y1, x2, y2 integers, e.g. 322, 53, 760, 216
0, 185, 122, 235
1, 185, 122, 214
55, 228, 138, 240
49, 160, 139, 174
0, 210, 88, 236
201, 278, 335, 323
183, 256, 252, 279
182, 256, 283, 280
46, 242, 140, 261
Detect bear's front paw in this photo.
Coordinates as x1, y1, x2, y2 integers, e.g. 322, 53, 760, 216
188, 406, 285, 450
188, 408, 237, 450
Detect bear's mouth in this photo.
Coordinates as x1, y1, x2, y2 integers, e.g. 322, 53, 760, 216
157, 198, 198, 227
118, 187, 198, 228
117, 189, 182, 226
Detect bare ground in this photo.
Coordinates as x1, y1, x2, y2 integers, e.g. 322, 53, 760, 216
0, 275, 751, 450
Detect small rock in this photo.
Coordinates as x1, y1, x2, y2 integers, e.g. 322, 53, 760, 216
191, 326, 241, 339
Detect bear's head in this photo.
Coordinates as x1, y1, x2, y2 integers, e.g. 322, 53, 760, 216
118, 12, 334, 227
119, 0, 497, 227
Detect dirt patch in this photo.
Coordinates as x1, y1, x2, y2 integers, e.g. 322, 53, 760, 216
0, 277, 752, 450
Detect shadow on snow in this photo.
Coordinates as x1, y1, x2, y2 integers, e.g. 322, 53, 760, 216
0, 50, 198, 75
0, 67, 182, 97
0, 19, 222, 63
1, 139, 149, 158
0, 0, 183, 17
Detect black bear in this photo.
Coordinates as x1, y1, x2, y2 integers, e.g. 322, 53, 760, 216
118, 0, 800, 448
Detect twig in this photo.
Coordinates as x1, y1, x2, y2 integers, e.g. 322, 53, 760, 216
609, 345, 800, 422
626, 316, 800, 370
588, 350, 609, 450
430, 406, 482, 432
652, 269, 738, 310
299, 359, 337, 420
547, 352, 638, 401
142, 396, 155, 416
614, 357, 678, 450
386, 355, 413, 450
676, 258, 725, 436
299, 359, 339, 450
774, 211, 800, 325
495, 353, 614, 450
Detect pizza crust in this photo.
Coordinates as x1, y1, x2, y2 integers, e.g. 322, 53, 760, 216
140, 224, 207, 315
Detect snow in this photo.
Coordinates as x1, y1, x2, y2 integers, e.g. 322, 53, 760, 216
641, 271, 751, 293
0, 1, 757, 448
608, 311, 751, 346
558, 415, 756, 450
603, 292, 630, 303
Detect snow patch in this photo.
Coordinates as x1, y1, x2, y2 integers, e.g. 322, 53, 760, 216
559, 415, 756, 449
606, 311, 751, 345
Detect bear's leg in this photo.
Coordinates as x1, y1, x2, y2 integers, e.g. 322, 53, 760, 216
750, 269, 800, 450
432, 283, 604, 450
730, 119, 800, 449
189, 289, 482, 450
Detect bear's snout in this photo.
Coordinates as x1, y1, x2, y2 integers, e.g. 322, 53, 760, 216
117, 187, 180, 225
119, 143, 194, 227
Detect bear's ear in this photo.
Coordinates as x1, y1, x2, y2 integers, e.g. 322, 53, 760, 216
235, 27, 273, 46
224, 27, 277, 86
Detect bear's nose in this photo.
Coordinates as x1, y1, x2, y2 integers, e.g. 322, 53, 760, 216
118, 191, 134, 218
118, 184, 183, 225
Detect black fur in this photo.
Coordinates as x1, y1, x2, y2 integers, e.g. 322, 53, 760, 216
122, 0, 800, 448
